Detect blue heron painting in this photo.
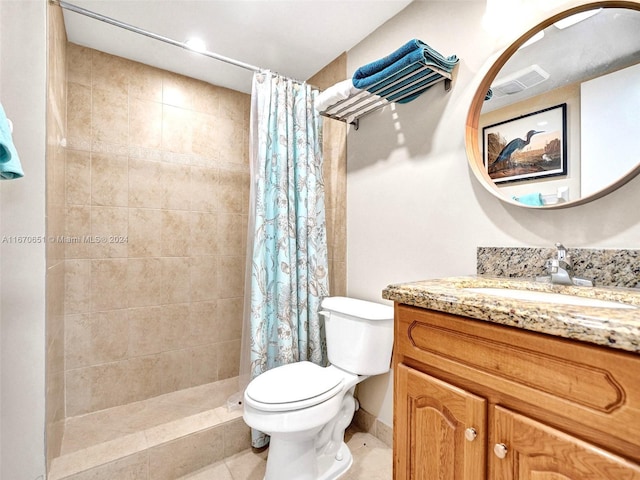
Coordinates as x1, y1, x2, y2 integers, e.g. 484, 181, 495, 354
483, 103, 567, 183
493, 130, 544, 165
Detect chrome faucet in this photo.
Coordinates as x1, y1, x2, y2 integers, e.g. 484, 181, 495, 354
545, 243, 593, 286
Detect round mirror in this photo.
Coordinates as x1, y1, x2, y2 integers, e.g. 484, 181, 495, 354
466, 1, 640, 208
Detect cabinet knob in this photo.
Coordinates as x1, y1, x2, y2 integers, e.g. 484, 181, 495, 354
464, 427, 477, 441
493, 443, 508, 459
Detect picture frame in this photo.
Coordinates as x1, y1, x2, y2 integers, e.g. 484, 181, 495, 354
482, 103, 567, 184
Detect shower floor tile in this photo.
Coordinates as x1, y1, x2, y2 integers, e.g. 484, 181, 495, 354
179, 427, 393, 480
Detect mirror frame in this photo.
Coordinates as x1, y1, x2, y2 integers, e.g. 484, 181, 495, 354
465, 0, 640, 209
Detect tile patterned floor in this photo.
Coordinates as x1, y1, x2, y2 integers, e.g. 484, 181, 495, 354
180, 427, 392, 480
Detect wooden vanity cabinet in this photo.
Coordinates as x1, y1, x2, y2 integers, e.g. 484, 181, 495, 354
393, 304, 640, 480
395, 364, 486, 480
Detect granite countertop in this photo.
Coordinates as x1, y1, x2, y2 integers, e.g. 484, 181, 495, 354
382, 276, 640, 354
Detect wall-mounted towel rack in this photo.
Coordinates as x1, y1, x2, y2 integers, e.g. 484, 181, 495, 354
318, 61, 453, 130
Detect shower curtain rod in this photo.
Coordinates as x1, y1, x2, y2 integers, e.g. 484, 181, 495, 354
53, 0, 263, 74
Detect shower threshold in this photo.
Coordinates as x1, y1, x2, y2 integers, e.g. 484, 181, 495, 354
48, 378, 248, 480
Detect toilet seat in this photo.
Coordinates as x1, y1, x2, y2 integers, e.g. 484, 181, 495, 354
245, 361, 345, 412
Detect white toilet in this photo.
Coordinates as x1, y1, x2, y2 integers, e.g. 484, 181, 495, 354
243, 296, 394, 480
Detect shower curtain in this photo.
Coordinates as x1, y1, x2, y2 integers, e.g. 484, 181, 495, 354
241, 71, 329, 448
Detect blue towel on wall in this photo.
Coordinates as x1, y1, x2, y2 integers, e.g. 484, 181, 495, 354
0, 103, 24, 180
513, 193, 544, 206
352, 39, 459, 102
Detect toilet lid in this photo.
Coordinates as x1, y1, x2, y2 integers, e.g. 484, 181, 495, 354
245, 361, 344, 408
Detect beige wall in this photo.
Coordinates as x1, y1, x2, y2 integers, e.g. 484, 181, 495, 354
346, 0, 640, 427
309, 54, 348, 297
63, 44, 250, 416
60, 46, 349, 418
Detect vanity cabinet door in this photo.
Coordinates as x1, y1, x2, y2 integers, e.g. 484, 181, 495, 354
492, 406, 640, 480
395, 363, 486, 480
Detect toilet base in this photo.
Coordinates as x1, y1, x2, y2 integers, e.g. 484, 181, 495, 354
317, 442, 353, 480
262, 442, 353, 480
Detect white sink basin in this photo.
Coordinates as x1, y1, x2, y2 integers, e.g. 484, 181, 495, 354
464, 287, 636, 310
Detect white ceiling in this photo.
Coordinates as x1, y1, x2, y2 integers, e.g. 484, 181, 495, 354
484, 7, 640, 112
62, 0, 414, 93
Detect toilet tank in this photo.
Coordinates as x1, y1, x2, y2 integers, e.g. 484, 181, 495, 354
320, 296, 394, 376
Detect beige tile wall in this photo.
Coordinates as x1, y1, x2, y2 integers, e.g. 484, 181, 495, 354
59, 43, 347, 420
63, 44, 250, 416
309, 54, 348, 296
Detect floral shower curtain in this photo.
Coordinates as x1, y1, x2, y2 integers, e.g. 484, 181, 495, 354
242, 71, 329, 448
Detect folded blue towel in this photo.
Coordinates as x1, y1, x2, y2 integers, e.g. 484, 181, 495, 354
352, 39, 459, 101
0, 103, 24, 180
513, 193, 544, 206
353, 39, 426, 80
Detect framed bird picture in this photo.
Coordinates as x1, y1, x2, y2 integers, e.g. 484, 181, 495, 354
482, 103, 567, 183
